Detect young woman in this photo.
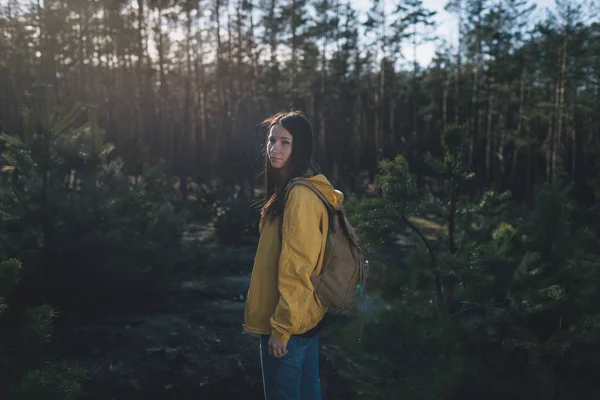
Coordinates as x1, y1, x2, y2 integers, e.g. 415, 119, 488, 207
243, 111, 344, 399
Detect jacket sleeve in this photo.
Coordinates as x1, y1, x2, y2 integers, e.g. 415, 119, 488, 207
270, 186, 324, 342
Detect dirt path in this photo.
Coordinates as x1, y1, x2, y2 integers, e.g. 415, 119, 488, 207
53, 272, 264, 400
54, 221, 404, 400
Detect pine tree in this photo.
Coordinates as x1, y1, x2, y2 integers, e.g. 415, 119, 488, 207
0, 258, 85, 399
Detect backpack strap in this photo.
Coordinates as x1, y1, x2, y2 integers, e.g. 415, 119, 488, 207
285, 180, 335, 213
278, 179, 335, 242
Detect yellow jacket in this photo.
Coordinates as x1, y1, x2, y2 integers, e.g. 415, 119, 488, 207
243, 174, 344, 342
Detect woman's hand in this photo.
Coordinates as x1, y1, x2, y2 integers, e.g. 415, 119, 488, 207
268, 335, 288, 358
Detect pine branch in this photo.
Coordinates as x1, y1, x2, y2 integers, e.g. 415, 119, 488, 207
401, 200, 443, 308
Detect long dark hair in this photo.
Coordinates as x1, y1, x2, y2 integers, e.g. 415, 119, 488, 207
260, 110, 318, 221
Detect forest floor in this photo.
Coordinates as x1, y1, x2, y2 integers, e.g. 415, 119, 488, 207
48, 218, 444, 400
51, 226, 266, 400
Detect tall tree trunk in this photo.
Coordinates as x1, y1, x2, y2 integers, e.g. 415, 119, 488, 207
156, 5, 168, 160
290, 0, 298, 104
184, 8, 195, 171
469, 56, 479, 170
443, 78, 449, 132
226, 0, 235, 168
390, 72, 396, 151
498, 83, 509, 190
137, 0, 147, 152
516, 66, 527, 137
354, 55, 363, 170
412, 32, 419, 183
318, 24, 328, 167
196, 14, 208, 154
78, 1, 88, 104
375, 2, 386, 167
485, 76, 494, 184
454, 0, 463, 125
569, 102, 576, 176
234, 0, 247, 178
268, 0, 278, 109
547, 80, 558, 182
235, 1, 246, 101
552, 38, 568, 183
510, 67, 527, 187
376, 60, 384, 165
214, 0, 224, 165
248, 0, 259, 95
104, 7, 115, 145
455, 54, 461, 125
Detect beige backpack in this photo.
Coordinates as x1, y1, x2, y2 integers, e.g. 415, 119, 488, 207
281, 180, 369, 310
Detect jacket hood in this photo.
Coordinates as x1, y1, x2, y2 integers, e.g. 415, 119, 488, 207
292, 174, 344, 209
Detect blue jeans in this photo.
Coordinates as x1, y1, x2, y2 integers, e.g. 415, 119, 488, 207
260, 334, 323, 400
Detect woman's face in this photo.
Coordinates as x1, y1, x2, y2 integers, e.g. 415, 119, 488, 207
267, 124, 293, 170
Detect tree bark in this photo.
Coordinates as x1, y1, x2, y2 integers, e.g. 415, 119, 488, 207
485, 76, 494, 184
289, 0, 298, 104
137, 0, 146, 151
547, 80, 557, 182
552, 38, 568, 183
185, 7, 195, 169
